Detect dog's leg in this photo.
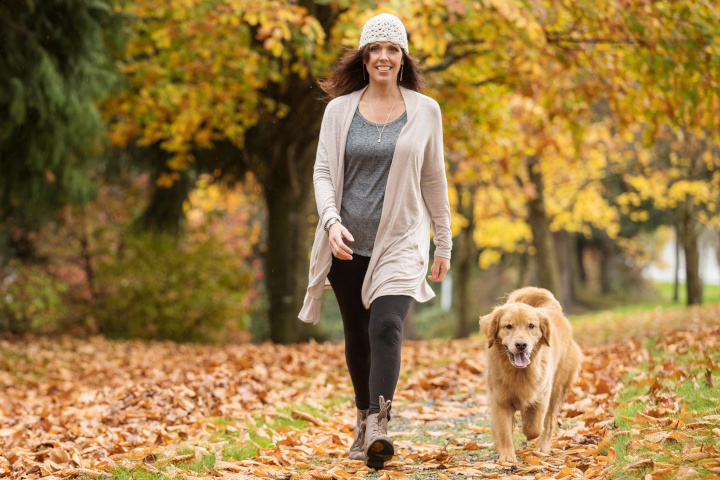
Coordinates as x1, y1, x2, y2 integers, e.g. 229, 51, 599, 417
538, 342, 582, 453
521, 402, 547, 441
491, 402, 517, 463
537, 341, 582, 453
537, 365, 574, 452
536, 396, 558, 452
536, 386, 563, 453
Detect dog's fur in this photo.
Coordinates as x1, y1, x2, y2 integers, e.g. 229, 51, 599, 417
479, 287, 582, 463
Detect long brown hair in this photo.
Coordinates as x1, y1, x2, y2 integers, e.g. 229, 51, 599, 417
317, 46, 426, 101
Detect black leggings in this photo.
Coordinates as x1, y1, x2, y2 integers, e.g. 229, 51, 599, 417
327, 254, 412, 415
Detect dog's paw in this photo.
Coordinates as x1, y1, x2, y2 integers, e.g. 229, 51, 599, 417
497, 453, 517, 463
534, 444, 551, 454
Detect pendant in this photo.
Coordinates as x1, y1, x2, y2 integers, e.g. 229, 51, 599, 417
378, 135, 382, 143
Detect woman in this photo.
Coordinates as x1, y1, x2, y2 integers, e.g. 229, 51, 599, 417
298, 13, 452, 470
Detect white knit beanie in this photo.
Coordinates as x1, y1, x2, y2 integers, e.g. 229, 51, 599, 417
358, 13, 409, 54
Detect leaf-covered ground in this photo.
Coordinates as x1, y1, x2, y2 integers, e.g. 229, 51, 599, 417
2, 304, 720, 480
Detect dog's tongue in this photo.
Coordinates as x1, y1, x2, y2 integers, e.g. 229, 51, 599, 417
514, 353, 530, 367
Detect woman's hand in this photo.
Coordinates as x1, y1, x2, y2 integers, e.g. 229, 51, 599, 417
428, 256, 450, 282
328, 222, 354, 260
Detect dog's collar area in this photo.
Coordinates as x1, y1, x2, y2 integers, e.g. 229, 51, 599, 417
506, 348, 531, 368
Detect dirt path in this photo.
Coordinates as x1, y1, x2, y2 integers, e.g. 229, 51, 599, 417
207, 339, 617, 480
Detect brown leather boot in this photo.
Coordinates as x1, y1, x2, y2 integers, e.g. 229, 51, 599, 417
347, 408, 368, 460
364, 396, 394, 470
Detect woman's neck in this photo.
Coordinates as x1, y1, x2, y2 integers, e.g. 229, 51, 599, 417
366, 82, 401, 102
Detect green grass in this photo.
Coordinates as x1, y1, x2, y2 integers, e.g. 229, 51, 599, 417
655, 282, 720, 304
208, 403, 330, 461
606, 333, 720, 479
571, 282, 720, 321
113, 468, 169, 480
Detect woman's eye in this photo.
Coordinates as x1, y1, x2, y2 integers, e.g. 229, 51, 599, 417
505, 325, 512, 330
529, 324, 535, 329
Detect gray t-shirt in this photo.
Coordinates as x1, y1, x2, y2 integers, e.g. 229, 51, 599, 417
340, 108, 408, 256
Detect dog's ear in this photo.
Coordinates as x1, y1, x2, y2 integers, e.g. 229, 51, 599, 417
480, 308, 502, 348
539, 313, 551, 347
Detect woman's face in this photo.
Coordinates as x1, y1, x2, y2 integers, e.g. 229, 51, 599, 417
364, 42, 404, 86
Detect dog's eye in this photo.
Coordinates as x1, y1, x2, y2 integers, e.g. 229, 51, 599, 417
505, 325, 512, 330
528, 323, 535, 329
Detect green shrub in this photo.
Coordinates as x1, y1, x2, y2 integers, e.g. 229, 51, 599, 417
92, 233, 257, 342
0, 260, 69, 334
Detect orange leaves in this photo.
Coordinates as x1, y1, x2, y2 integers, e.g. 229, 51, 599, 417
2, 308, 720, 479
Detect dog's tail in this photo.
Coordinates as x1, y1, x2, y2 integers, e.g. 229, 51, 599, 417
507, 287, 563, 312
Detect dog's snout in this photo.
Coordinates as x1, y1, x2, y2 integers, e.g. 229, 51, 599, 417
515, 340, 528, 351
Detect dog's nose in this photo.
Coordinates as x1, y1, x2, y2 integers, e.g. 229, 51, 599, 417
515, 340, 527, 351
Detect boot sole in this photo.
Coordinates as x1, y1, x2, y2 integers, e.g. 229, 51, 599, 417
366, 439, 394, 470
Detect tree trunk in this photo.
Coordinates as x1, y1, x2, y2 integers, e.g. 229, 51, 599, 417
679, 198, 702, 305
245, 75, 326, 343
526, 157, 561, 302
263, 170, 316, 344
137, 145, 192, 236
716, 228, 720, 292
516, 252, 535, 288
454, 186, 475, 339
599, 234, 618, 294
575, 236, 587, 287
673, 222, 680, 302
553, 230, 574, 311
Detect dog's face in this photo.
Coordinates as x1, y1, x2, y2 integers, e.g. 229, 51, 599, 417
480, 304, 550, 368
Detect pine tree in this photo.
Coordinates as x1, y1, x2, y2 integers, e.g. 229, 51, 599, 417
0, 0, 123, 259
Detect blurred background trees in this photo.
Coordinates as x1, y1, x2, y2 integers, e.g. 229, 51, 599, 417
1, 0, 718, 343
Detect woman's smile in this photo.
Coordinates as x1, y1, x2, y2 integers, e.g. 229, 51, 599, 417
366, 42, 402, 82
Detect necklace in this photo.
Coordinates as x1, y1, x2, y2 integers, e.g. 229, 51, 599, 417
368, 89, 400, 143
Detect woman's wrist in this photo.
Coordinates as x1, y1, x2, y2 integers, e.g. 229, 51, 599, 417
324, 216, 341, 234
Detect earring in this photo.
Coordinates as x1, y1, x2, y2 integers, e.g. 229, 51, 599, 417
400, 63, 404, 82
363, 63, 366, 81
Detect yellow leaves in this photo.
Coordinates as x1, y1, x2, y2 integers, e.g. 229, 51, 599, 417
150, 27, 173, 49
549, 186, 620, 237
703, 150, 717, 170
167, 152, 192, 171
107, 120, 138, 148
668, 180, 713, 205
185, 173, 264, 249
474, 216, 532, 255
478, 249, 502, 269
157, 172, 181, 188
264, 37, 285, 58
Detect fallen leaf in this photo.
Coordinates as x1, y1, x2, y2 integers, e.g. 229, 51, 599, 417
623, 458, 654, 471
291, 410, 323, 426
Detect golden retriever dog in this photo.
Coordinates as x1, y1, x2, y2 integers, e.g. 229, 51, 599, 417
479, 287, 582, 463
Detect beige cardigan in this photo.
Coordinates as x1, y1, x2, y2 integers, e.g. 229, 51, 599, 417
298, 86, 452, 324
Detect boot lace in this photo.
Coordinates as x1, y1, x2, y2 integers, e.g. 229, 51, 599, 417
368, 395, 392, 438
353, 419, 367, 449
378, 395, 391, 421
